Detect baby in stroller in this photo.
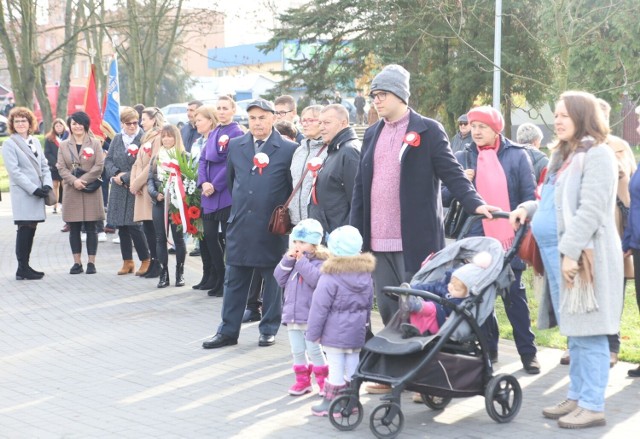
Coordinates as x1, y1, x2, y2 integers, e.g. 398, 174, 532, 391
400, 251, 492, 338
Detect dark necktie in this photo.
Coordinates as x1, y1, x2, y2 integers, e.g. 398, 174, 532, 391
255, 139, 264, 153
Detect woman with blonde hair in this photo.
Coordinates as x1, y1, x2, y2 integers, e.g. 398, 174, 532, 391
44, 118, 68, 214
196, 96, 244, 296
510, 91, 623, 429
147, 124, 187, 288
130, 107, 164, 278
105, 106, 151, 276
57, 111, 105, 274
2, 107, 53, 280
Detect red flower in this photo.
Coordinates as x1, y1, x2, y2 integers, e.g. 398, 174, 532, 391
187, 223, 198, 235
171, 212, 182, 225
403, 131, 420, 147
188, 206, 201, 219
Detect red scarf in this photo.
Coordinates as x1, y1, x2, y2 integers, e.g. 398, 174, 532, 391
475, 138, 514, 249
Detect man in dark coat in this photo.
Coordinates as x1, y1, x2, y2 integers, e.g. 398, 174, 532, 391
202, 98, 298, 349
350, 64, 495, 331
308, 104, 360, 234
180, 100, 203, 153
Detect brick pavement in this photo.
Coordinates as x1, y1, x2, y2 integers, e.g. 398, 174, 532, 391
0, 197, 638, 438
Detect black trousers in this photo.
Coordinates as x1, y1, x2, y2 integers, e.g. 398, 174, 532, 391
152, 202, 185, 266
142, 220, 156, 259
118, 225, 149, 261
202, 215, 228, 283
69, 221, 97, 255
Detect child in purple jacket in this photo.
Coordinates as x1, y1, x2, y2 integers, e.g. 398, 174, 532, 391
306, 225, 375, 416
274, 219, 330, 397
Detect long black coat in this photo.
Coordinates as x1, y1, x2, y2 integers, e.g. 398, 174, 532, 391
104, 131, 143, 226
225, 129, 298, 267
308, 126, 360, 234
350, 109, 484, 274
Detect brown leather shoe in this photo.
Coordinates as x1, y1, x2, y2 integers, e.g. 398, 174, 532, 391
135, 258, 151, 276
558, 407, 606, 429
117, 260, 135, 275
60, 223, 70, 233
560, 349, 570, 365
365, 383, 392, 394
610, 352, 618, 368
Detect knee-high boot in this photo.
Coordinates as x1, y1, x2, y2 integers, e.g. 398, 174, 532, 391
15, 227, 43, 280
175, 263, 185, 287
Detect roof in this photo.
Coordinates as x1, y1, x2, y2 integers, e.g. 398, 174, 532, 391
207, 42, 282, 69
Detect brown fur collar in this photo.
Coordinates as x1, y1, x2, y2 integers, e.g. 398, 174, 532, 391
321, 252, 376, 274
312, 245, 331, 261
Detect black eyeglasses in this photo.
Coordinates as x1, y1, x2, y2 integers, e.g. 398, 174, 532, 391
370, 91, 388, 102
459, 122, 468, 126
124, 121, 139, 126
275, 110, 293, 117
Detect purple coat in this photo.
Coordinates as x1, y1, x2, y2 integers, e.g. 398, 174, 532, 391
306, 253, 376, 349
197, 122, 244, 214
274, 247, 330, 325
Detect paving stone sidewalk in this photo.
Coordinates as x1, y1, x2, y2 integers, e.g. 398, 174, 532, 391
0, 197, 638, 438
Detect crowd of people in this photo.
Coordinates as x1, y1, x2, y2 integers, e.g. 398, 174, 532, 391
3, 63, 639, 430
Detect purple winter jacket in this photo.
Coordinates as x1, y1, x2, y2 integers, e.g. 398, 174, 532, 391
197, 122, 244, 214
306, 253, 376, 349
274, 247, 330, 325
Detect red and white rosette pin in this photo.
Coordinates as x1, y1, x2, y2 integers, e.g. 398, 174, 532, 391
398, 131, 421, 162
81, 147, 95, 160
127, 144, 139, 157
218, 134, 229, 152
142, 141, 152, 156
307, 157, 324, 205
252, 152, 269, 175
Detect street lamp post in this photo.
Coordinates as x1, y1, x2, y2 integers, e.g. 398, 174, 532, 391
493, 0, 502, 110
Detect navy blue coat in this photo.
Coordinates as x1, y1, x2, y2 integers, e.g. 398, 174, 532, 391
350, 109, 484, 274
225, 130, 298, 267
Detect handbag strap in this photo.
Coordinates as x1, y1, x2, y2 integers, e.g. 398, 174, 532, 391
283, 143, 327, 208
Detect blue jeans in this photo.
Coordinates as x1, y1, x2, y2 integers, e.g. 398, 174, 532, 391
568, 335, 609, 412
287, 329, 326, 366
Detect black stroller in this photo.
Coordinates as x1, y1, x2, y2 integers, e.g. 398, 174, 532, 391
327, 213, 527, 438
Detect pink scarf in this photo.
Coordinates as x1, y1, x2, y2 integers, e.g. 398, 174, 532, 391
475, 138, 514, 249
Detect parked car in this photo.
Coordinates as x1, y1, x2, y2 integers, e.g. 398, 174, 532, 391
0, 114, 7, 136
161, 103, 189, 128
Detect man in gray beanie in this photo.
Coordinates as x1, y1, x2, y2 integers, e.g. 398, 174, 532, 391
351, 64, 497, 392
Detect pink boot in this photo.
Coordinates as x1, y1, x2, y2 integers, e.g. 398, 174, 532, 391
289, 364, 313, 396
313, 364, 329, 396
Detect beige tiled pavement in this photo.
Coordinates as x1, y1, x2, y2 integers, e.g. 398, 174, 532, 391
0, 197, 639, 438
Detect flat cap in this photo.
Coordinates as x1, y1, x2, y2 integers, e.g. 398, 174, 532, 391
457, 114, 468, 123
246, 98, 275, 113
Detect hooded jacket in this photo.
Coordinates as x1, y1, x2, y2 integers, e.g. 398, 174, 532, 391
275, 246, 330, 325
306, 253, 375, 349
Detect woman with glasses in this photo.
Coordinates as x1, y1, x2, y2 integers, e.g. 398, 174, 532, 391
104, 106, 151, 276
57, 111, 105, 274
130, 107, 164, 279
195, 96, 244, 296
2, 107, 53, 280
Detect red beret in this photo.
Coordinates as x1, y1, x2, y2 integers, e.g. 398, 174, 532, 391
467, 106, 505, 133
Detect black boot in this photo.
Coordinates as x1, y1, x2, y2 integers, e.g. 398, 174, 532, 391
175, 263, 185, 287
15, 227, 42, 280
144, 259, 162, 278
24, 227, 44, 277
157, 265, 170, 288
192, 272, 209, 289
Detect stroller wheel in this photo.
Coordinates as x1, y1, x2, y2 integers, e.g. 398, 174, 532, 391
420, 394, 453, 410
369, 402, 404, 439
484, 373, 522, 423
328, 395, 363, 431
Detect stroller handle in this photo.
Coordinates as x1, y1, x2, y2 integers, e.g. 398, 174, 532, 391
455, 211, 528, 265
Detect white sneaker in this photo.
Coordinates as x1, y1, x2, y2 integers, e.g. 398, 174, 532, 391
112, 237, 120, 244
81, 232, 87, 242
98, 232, 107, 242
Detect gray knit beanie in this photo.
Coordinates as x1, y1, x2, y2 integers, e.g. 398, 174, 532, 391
370, 64, 411, 104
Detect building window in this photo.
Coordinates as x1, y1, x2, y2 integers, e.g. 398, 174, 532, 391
83, 60, 89, 77
73, 63, 79, 78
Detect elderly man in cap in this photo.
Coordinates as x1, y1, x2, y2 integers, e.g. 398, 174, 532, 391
350, 65, 496, 392
202, 98, 298, 349
451, 114, 472, 154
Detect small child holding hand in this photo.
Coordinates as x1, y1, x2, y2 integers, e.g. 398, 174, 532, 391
274, 219, 330, 396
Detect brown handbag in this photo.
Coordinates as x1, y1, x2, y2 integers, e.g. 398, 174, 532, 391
518, 223, 544, 276
268, 144, 326, 235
